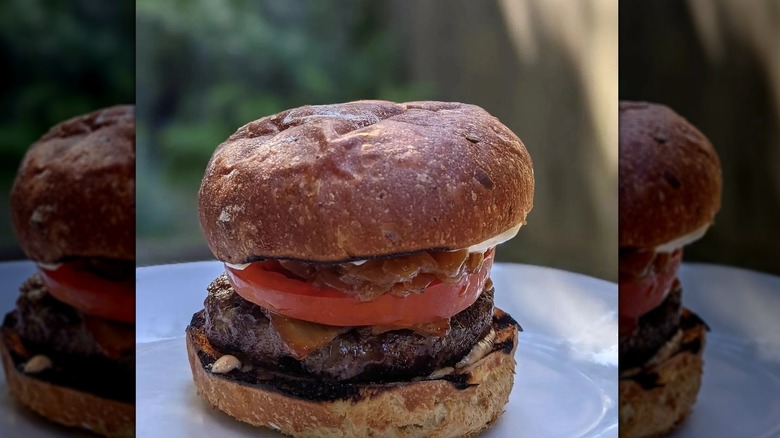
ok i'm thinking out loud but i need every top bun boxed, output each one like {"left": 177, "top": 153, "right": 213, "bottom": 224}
{"left": 199, "top": 100, "right": 534, "bottom": 263}
{"left": 10, "top": 105, "right": 135, "bottom": 263}
{"left": 619, "top": 101, "right": 721, "bottom": 248}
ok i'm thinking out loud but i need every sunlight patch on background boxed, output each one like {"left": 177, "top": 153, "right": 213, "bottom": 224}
{"left": 689, "top": 0, "right": 780, "bottom": 195}
{"left": 495, "top": 0, "right": 538, "bottom": 61}
{"left": 689, "top": 0, "right": 780, "bottom": 122}
{"left": 498, "top": 0, "right": 618, "bottom": 174}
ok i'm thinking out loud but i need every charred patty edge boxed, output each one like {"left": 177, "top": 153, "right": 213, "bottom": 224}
{"left": 619, "top": 308, "right": 708, "bottom": 390}
{"left": 202, "top": 273, "right": 498, "bottom": 382}
{"left": 619, "top": 283, "right": 683, "bottom": 371}
{"left": 1, "top": 311, "right": 135, "bottom": 403}
{"left": 186, "top": 308, "right": 519, "bottom": 402}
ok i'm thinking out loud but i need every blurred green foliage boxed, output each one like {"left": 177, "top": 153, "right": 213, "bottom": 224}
{"left": 0, "top": 0, "right": 134, "bottom": 258}
{"left": 0, "top": 0, "right": 134, "bottom": 184}
{"left": 136, "top": 0, "right": 433, "bottom": 260}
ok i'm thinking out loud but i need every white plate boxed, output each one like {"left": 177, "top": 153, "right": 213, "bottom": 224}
{"left": 135, "top": 261, "right": 619, "bottom": 438}
{"left": 0, "top": 261, "right": 96, "bottom": 437}
{"left": 671, "top": 264, "right": 780, "bottom": 438}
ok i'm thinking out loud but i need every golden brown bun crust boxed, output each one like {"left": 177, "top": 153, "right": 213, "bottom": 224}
{"left": 619, "top": 308, "right": 706, "bottom": 438}
{"left": 199, "top": 100, "right": 534, "bottom": 263}
{"left": 10, "top": 105, "right": 135, "bottom": 263}
{"left": 0, "top": 325, "right": 134, "bottom": 437}
{"left": 619, "top": 101, "right": 721, "bottom": 248}
{"left": 186, "top": 307, "right": 519, "bottom": 438}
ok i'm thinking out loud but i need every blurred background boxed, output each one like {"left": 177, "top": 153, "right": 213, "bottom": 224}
{"left": 137, "top": 0, "right": 619, "bottom": 281}
{"left": 0, "top": 0, "right": 135, "bottom": 259}
{"left": 4, "top": 1, "right": 777, "bottom": 280}
{"left": 621, "top": 0, "right": 780, "bottom": 276}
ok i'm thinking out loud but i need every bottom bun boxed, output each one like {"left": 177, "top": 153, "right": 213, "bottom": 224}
{"left": 0, "top": 322, "right": 134, "bottom": 438}
{"left": 186, "top": 307, "right": 520, "bottom": 438}
{"left": 619, "top": 308, "right": 707, "bottom": 438}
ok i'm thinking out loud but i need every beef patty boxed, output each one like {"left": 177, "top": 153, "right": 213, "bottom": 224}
{"left": 14, "top": 275, "right": 135, "bottom": 365}
{"left": 619, "top": 281, "right": 682, "bottom": 370}
{"left": 202, "top": 274, "right": 495, "bottom": 382}
{"left": 4, "top": 274, "right": 135, "bottom": 402}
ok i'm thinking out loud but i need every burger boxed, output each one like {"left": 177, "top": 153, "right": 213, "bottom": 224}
{"left": 618, "top": 101, "right": 721, "bottom": 437}
{"left": 187, "top": 100, "right": 534, "bottom": 437}
{"left": 0, "top": 106, "right": 135, "bottom": 437}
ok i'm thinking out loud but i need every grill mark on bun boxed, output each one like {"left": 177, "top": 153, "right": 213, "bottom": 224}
{"left": 494, "top": 340, "right": 516, "bottom": 355}
{"left": 441, "top": 373, "right": 476, "bottom": 390}
{"left": 620, "top": 308, "right": 707, "bottom": 391}
{"left": 680, "top": 338, "right": 702, "bottom": 355}
{"left": 619, "top": 316, "right": 706, "bottom": 438}
{"left": 630, "top": 371, "right": 663, "bottom": 391}
{"left": 2, "top": 313, "right": 134, "bottom": 403}
{"left": 188, "top": 307, "right": 518, "bottom": 402}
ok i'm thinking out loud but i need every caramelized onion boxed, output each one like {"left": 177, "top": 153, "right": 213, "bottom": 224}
{"left": 278, "top": 249, "right": 488, "bottom": 301}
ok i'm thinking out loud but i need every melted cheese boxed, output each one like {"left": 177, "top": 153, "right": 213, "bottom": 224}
{"left": 267, "top": 313, "right": 348, "bottom": 360}
{"left": 83, "top": 316, "right": 136, "bottom": 359}
{"left": 267, "top": 314, "right": 454, "bottom": 359}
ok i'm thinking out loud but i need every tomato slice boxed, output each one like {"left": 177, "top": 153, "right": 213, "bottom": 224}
{"left": 226, "top": 250, "right": 494, "bottom": 327}
{"left": 619, "top": 248, "right": 682, "bottom": 333}
{"left": 38, "top": 263, "right": 135, "bottom": 324}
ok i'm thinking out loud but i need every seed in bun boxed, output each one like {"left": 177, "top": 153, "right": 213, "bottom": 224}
{"left": 1, "top": 106, "right": 135, "bottom": 437}
{"left": 190, "top": 100, "right": 533, "bottom": 436}
{"left": 619, "top": 308, "right": 707, "bottom": 438}
{"left": 619, "top": 101, "right": 721, "bottom": 438}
